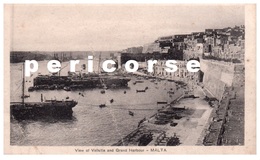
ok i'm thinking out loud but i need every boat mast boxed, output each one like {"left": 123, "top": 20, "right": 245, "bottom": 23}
{"left": 22, "top": 63, "right": 25, "bottom": 105}
{"left": 98, "top": 52, "right": 101, "bottom": 73}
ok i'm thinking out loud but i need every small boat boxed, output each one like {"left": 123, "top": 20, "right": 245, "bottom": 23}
{"left": 78, "top": 92, "right": 84, "bottom": 97}
{"left": 99, "top": 104, "right": 106, "bottom": 108}
{"left": 28, "top": 86, "right": 35, "bottom": 92}
{"left": 64, "top": 86, "right": 71, "bottom": 91}
{"left": 166, "top": 133, "right": 180, "bottom": 146}
{"left": 49, "top": 85, "right": 56, "bottom": 90}
{"left": 157, "top": 101, "right": 168, "bottom": 105}
{"left": 21, "top": 95, "right": 30, "bottom": 98}
{"left": 170, "top": 121, "right": 178, "bottom": 127}
{"left": 129, "top": 111, "right": 134, "bottom": 116}
{"left": 138, "top": 117, "right": 146, "bottom": 127}
{"left": 136, "top": 89, "right": 146, "bottom": 93}
{"left": 110, "top": 99, "right": 114, "bottom": 103}
{"left": 168, "top": 91, "right": 175, "bottom": 94}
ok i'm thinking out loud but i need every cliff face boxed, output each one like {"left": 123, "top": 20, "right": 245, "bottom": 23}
{"left": 200, "top": 59, "right": 244, "bottom": 100}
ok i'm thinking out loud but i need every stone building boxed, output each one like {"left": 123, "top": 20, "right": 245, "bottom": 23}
{"left": 153, "top": 60, "right": 200, "bottom": 83}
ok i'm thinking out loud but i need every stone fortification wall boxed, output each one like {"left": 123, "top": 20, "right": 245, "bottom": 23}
{"left": 200, "top": 60, "right": 238, "bottom": 100}
{"left": 232, "top": 64, "right": 245, "bottom": 88}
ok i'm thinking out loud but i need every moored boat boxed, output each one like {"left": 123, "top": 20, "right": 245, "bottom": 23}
{"left": 10, "top": 63, "right": 78, "bottom": 120}
{"left": 11, "top": 99, "right": 78, "bottom": 120}
{"left": 136, "top": 89, "right": 146, "bottom": 93}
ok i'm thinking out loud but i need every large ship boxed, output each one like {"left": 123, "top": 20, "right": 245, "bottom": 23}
{"left": 99, "top": 74, "right": 131, "bottom": 88}
{"left": 30, "top": 73, "right": 131, "bottom": 91}
{"left": 30, "top": 57, "right": 131, "bottom": 91}
{"left": 11, "top": 63, "right": 78, "bottom": 120}
{"left": 11, "top": 99, "right": 78, "bottom": 120}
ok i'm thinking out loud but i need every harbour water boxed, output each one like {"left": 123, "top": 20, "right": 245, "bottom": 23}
{"left": 10, "top": 60, "right": 179, "bottom": 146}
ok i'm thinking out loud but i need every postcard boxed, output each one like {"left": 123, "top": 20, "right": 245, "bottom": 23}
{"left": 4, "top": 4, "right": 256, "bottom": 154}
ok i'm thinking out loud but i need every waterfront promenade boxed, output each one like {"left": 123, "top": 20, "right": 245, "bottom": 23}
{"left": 113, "top": 72, "right": 213, "bottom": 146}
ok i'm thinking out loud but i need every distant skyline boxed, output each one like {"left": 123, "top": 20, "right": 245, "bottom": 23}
{"left": 9, "top": 4, "right": 245, "bottom": 51}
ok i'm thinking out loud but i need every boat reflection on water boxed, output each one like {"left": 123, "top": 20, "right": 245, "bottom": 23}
{"left": 11, "top": 61, "right": 180, "bottom": 146}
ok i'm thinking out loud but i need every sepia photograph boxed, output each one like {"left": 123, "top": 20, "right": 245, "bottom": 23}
{"left": 4, "top": 4, "right": 256, "bottom": 154}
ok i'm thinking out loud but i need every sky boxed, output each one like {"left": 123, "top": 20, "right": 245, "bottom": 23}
{"left": 9, "top": 4, "right": 245, "bottom": 51}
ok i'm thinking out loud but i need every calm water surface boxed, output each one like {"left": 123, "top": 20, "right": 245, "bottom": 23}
{"left": 10, "top": 60, "right": 179, "bottom": 146}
